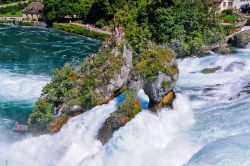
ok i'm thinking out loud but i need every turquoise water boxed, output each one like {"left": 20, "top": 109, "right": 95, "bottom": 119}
{"left": 1, "top": 25, "right": 250, "bottom": 166}
{"left": 0, "top": 25, "right": 101, "bottom": 143}
{"left": 177, "top": 52, "right": 250, "bottom": 166}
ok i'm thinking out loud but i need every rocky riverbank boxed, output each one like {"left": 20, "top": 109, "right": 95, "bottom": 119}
{"left": 28, "top": 34, "right": 178, "bottom": 144}
{"left": 196, "top": 28, "right": 250, "bottom": 56}
{"left": 228, "top": 29, "right": 250, "bottom": 48}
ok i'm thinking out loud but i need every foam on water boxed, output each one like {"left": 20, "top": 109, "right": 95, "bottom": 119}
{"left": 2, "top": 25, "right": 250, "bottom": 165}
{"left": 0, "top": 95, "right": 124, "bottom": 166}
{"left": 177, "top": 53, "right": 250, "bottom": 103}
{"left": 177, "top": 53, "right": 250, "bottom": 165}
{"left": 0, "top": 94, "right": 198, "bottom": 166}
{"left": 1, "top": 51, "right": 250, "bottom": 166}
{"left": 0, "top": 70, "right": 49, "bottom": 101}
{"left": 186, "top": 134, "right": 250, "bottom": 166}
{"left": 80, "top": 94, "right": 198, "bottom": 166}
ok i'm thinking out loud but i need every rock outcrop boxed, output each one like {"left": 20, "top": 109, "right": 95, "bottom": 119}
{"left": 129, "top": 47, "right": 178, "bottom": 107}
{"left": 97, "top": 47, "right": 178, "bottom": 143}
{"left": 228, "top": 29, "right": 250, "bottom": 48}
{"left": 201, "top": 66, "right": 222, "bottom": 74}
{"left": 28, "top": 36, "right": 178, "bottom": 144}
{"left": 97, "top": 89, "right": 141, "bottom": 144}
{"left": 200, "top": 43, "right": 231, "bottom": 55}
{"left": 224, "top": 62, "right": 245, "bottom": 72}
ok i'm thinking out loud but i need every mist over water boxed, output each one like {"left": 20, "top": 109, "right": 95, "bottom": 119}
{"left": 1, "top": 25, "right": 250, "bottom": 166}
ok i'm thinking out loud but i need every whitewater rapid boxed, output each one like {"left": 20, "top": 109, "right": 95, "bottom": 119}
{"left": 0, "top": 25, "right": 101, "bottom": 162}
{"left": 2, "top": 26, "right": 250, "bottom": 166}
{"left": 0, "top": 93, "right": 196, "bottom": 166}
{"left": 2, "top": 50, "right": 250, "bottom": 165}
{"left": 3, "top": 50, "right": 250, "bottom": 166}
{"left": 0, "top": 71, "right": 49, "bottom": 101}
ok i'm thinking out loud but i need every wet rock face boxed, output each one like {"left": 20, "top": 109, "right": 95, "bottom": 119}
{"left": 29, "top": 39, "right": 133, "bottom": 134}
{"left": 60, "top": 104, "right": 83, "bottom": 116}
{"left": 98, "top": 90, "right": 141, "bottom": 144}
{"left": 224, "top": 62, "right": 245, "bottom": 72}
{"left": 228, "top": 30, "right": 250, "bottom": 48}
{"left": 129, "top": 47, "right": 178, "bottom": 106}
{"left": 48, "top": 115, "right": 70, "bottom": 133}
{"left": 143, "top": 72, "right": 177, "bottom": 103}
{"left": 97, "top": 47, "right": 179, "bottom": 144}
{"left": 96, "top": 44, "right": 133, "bottom": 102}
{"left": 29, "top": 39, "right": 178, "bottom": 143}
{"left": 149, "top": 90, "right": 175, "bottom": 110}
{"left": 200, "top": 43, "right": 231, "bottom": 55}
{"left": 201, "top": 66, "right": 222, "bottom": 74}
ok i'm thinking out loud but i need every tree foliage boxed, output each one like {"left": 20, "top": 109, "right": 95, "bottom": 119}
{"left": 42, "top": 0, "right": 224, "bottom": 56}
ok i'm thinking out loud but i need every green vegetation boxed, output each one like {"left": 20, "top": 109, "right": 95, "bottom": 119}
{"left": 29, "top": 0, "right": 227, "bottom": 134}
{"left": 110, "top": 89, "right": 141, "bottom": 121}
{"left": 30, "top": 43, "right": 126, "bottom": 130}
{"left": 0, "top": 2, "right": 29, "bottom": 16}
{"left": 247, "top": 18, "right": 250, "bottom": 26}
{"left": 95, "top": 18, "right": 105, "bottom": 28}
{"left": 52, "top": 23, "right": 110, "bottom": 41}
{"left": 97, "top": 88, "right": 142, "bottom": 144}
{"left": 133, "top": 47, "right": 177, "bottom": 81}
{"left": 0, "top": 0, "right": 25, "bottom": 4}
{"left": 201, "top": 67, "right": 221, "bottom": 74}
{"left": 222, "top": 25, "right": 236, "bottom": 36}
{"left": 161, "top": 80, "right": 172, "bottom": 89}
{"left": 28, "top": 99, "right": 56, "bottom": 133}
{"left": 0, "top": 20, "right": 13, "bottom": 23}
{"left": 221, "top": 8, "right": 240, "bottom": 23}
{"left": 18, "top": 21, "right": 32, "bottom": 26}
{"left": 222, "top": 8, "right": 233, "bottom": 15}
{"left": 0, "top": 10, "right": 22, "bottom": 16}
{"left": 42, "top": 0, "right": 225, "bottom": 56}
{"left": 222, "top": 15, "right": 239, "bottom": 23}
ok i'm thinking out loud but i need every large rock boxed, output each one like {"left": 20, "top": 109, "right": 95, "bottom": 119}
{"left": 201, "top": 66, "right": 222, "bottom": 74}
{"left": 200, "top": 43, "right": 231, "bottom": 55}
{"left": 96, "top": 44, "right": 133, "bottom": 102}
{"left": 228, "top": 30, "right": 250, "bottom": 48}
{"left": 29, "top": 39, "right": 178, "bottom": 144}
{"left": 29, "top": 38, "right": 133, "bottom": 134}
{"left": 148, "top": 90, "right": 175, "bottom": 110}
{"left": 143, "top": 71, "right": 177, "bottom": 103}
{"left": 129, "top": 47, "right": 178, "bottom": 104}
{"left": 97, "top": 89, "right": 141, "bottom": 144}
{"left": 224, "top": 61, "right": 245, "bottom": 72}
{"left": 97, "top": 47, "right": 179, "bottom": 144}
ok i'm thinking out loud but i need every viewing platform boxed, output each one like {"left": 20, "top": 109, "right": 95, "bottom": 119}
{"left": 12, "top": 124, "right": 29, "bottom": 133}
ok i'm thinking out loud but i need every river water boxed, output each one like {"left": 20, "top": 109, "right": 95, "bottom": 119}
{"left": 0, "top": 25, "right": 250, "bottom": 166}
{"left": 0, "top": 25, "right": 101, "bottom": 143}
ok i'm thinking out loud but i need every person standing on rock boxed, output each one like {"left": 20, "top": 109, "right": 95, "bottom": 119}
{"left": 15, "top": 122, "right": 20, "bottom": 130}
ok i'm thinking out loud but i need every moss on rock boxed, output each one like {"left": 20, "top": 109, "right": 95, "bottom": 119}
{"left": 133, "top": 47, "right": 177, "bottom": 81}
{"left": 201, "top": 66, "right": 221, "bottom": 74}
{"left": 97, "top": 89, "right": 141, "bottom": 144}
{"left": 48, "top": 115, "right": 70, "bottom": 133}
{"left": 29, "top": 40, "right": 129, "bottom": 134}
{"left": 28, "top": 36, "right": 178, "bottom": 142}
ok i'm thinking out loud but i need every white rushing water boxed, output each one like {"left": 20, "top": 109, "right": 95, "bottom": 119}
{"left": 0, "top": 70, "right": 49, "bottom": 101}
{"left": 177, "top": 50, "right": 250, "bottom": 166}
{"left": 2, "top": 49, "right": 250, "bottom": 165}
{"left": 0, "top": 93, "right": 197, "bottom": 166}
